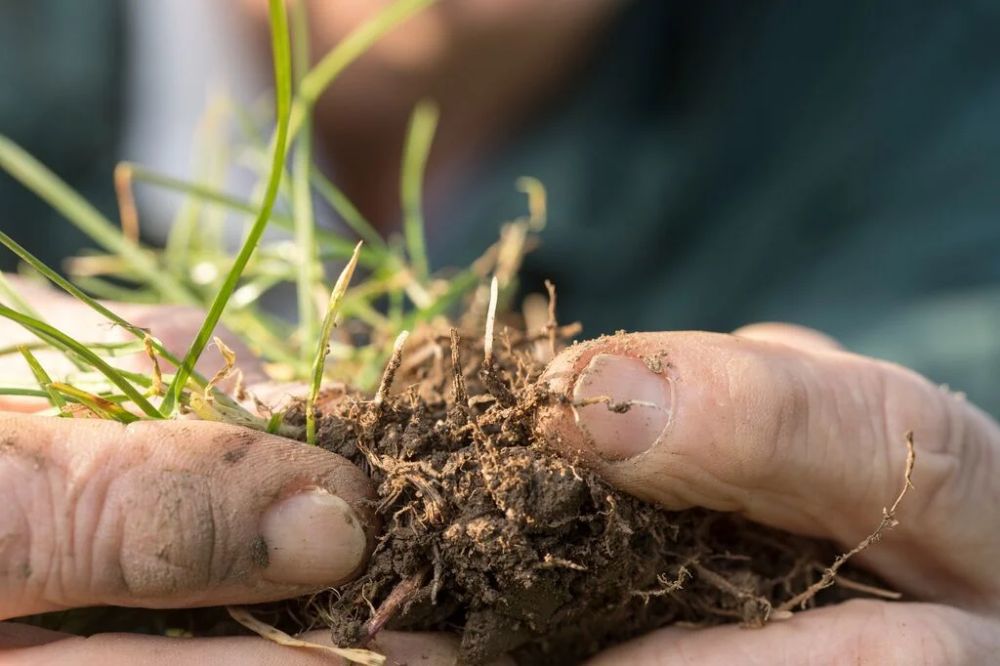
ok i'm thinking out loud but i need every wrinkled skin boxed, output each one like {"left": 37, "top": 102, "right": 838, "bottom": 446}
{"left": 1, "top": 283, "right": 998, "bottom": 664}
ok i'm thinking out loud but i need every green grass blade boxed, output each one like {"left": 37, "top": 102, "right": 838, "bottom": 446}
{"left": 0, "top": 304, "right": 162, "bottom": 418}
{"left": 0, "top": 340, "right": 144, "bottom": 358}
{"left": 306, "top": 242, "right": 361, "bottom": 444}
{"left": 49, "top": 382, "right": 140, "bottom": 424}
{"left": 401, "top": 100, "right": 439, "bottom": 281}
{"left": 0, "top": 387, "right": 54, "bottom": 400}
{"left": 292, "top": 0, "right": 320, "bottom": 361}
{"left": 0, "top": 272, "right": 41, "bottom": 318}
{"left": 0, "top": 270, "right": 90, "bottom": 372}
{"left": 71, "top": 276, "right": 159, "bottom": 304}
{"left": 164, "top": 0, "right": 294, "bottom": 413}
{"left": 310, "top": 167, "right": 387, "bottom": 253}
{"left": 18, "top": 346, "right": 67, "bottom": 412}
{"left": 0, "top": 230, "right": 209, "bottom": 388}
{"left": 0, "top": 136, "right": 195, "bottom": 305}
{"left": 266, "top": 411, "right": 284, "bottom": 434}
{"left": 126, "top": 165, "right": 375, "bottom": 266}
{"left": 289, "top": 0, "right": 438, "bottom": 142}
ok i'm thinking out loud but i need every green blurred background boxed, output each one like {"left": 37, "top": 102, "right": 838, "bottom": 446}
{"left": 2, "top": 0, "right": 1000, "bottom": 413}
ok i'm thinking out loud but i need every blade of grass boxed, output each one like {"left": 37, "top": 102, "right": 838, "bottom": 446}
{"left": 49, "top": 382, "right": 140, "bottom": 424}
{"left": 0, "top": 272, "right": 41, "bottom": 318}
{"left": 0, "top": 387, "right": 57, "bottom": 400}
{"left": 0, "top": 230, "right": 210, "bottom": 389}
{"left": 310, "top": 168, "right": 387, "bottom": 253}
{"left": 0, "top": 136, "right": 195, "bottom": 305}
{"left": 125, "top": 165, "right": 375, "bottom": 266}
{"left": 72, "top": 276, "right": 160, "bottom": 304}
{"left": 266, "top": 411, "right": 285, "bottom": 434}
{"left": 291, "top": 0, "right": 320, "bottom": 362}
{"left": 18, "top": 346, "right": 67, "bottom": 412}
{"left": 164, "top": 0, "right": 294, "bottom": 413}
{"left": 289, "top": 0, "right": 438, "bottom": 143}
{"left": 400, "top": 100, "right": 439, "bottom": 281}
{"left": 0, "top": 303, "right": 162, "bottom": 418}
{"left": 0, "top": 270, "right": 90, "bottom": 372}
{"left": 164, "top": 96, "right": 231, "bottom": 274}
{"left": 0, "top": 340, "right": 145, "bottom": 358}
{"left": 306, "top": 242, "right": 362, "bottom": 445}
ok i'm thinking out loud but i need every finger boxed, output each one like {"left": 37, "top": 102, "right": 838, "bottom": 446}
{"left": 0, "top": 415, "right": 372, "bottom": 618}
{"left": 539, "top": 331, "right": 1000, "bottom": 605}
{"left": 732, "top": 322, "right": 843, "bottom": 353}
{"left": 586, "top": 600, "right": 1000, "bottom": 665}
{"left": 0, "top": 626, "right": 514, "bottom": 666}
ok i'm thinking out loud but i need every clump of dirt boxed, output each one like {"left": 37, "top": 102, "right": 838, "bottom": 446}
{"left": 281, "top": 321, "right": 890, "bottom": 665}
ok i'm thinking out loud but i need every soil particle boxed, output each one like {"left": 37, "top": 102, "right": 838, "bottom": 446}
{"left": 250, "top": 535, "right": 270, "bottom": 569}
{"left": 222, "top": 445, "right": 250, "bottom": 464}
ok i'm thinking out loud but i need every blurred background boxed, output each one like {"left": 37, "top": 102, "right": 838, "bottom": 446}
{"left": 2, "top": 0, "right": 1000, "bottom": 412}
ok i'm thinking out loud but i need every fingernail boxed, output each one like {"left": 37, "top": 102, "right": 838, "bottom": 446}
{"left": 572, "top": 354, "right": 672, "bottom": 460}
{"left": 259, "top": 488, "right": 367, "bottom": 586}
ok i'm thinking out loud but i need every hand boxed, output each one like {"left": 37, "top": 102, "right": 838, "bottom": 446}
{"left": 0, "top": 283, "right": 491, "bottom": 665}
{"left": 539, "top": 324, "right": 1000, "bottom": 664}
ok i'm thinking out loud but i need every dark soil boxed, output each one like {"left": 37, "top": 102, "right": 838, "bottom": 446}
{"left": 278, "top": 322, "right": 887, "bottom": 665}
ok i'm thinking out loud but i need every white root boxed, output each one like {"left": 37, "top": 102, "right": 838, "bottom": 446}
{"left": 373, "top": 330, "right": 409, "bottom": 407}
{"left": 227, "top": 606, "right": 386, "bottom": 666}
{"left": 483, "top": 275, "right": 499, "bottom": 365}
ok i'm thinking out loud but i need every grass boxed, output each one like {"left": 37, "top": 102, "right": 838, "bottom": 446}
{"left": 161, "top": 0, "right": 294, "bottom": 414}
{"left": 18, "top": 346, "right": 66, "bottom": 413}
{"left": 291, "top": 0, "right": 320, "bottom": 363}
{"left": 0, "top": 0, "right": 544, "bottom": 431}
{"left": 401, "top": 100, "right": 440, "bottom": 282}
{"left": 306, "top": 242, "right": 363, "bottom": 445}
{"left": 0, "top": 303, "right": 162, "bottom": 418}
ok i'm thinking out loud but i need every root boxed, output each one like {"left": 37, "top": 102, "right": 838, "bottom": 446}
{"left": 631, "top": 564, "right": 692, "bottom": 603}
{"left": 544, "top": 279, "right": 558, "bottom": 359}
{"left": 361, "top": 569, "right": 430, "bottom": 642}
{"left": 373, "top": 331, "right": 409, "bottom": 409}
{"left": 227, "top": 606, "right": 385, "bottom": 666}
{"left": 450, "top": 328, "right": 468, "bottom": 407}
{"left": 693, "top": 562, "right": 772, "bottom": 626}
{"left": 832, "top": 574, "right": 902, "bottom": 600}
{"left": 776, "top": 431, "right": 916, "bottom": 614}
{"left": 483, "top": 276, "right": 499, "bottom": 366}
{"left": 478, "top": 276, "right": 516, "bottom": 406}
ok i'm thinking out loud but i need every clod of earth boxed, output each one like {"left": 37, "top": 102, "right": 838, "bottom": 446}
{"left": 267, "top": 322, "right": 904, "bottom": 665}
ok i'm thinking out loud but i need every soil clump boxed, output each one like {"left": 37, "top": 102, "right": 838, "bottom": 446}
{"left": 279, "top": 323, "right": 886, "bottom": 665}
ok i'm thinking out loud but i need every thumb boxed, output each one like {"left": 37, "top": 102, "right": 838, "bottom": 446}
{"left": 0, "top": 414, "right": 372, "bottom": 619}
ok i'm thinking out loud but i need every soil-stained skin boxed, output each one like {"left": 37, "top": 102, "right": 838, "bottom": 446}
{"left": 284, "top": 325, "right": 876, "bottom": 665}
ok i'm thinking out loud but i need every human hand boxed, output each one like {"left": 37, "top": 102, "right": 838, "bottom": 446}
{"left": 539, "top": 324, "right": 1000, "bottom": 664}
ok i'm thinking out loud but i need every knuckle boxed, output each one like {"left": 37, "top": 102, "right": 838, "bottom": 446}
{"left": 110, "top": 467, "right": 223, "bottom": 600}
{"left": 714, "top": 346, "right": 810, "bottom": 488}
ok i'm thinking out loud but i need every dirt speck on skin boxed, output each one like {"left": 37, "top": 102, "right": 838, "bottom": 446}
{"left": 271, "top": 322, "right": 886, "bottom": 665}
{"left": 250, "top": 536, "right": 270, "bottom": 569}
{"left": 222, "top": 445, "right": 250, "bottom": 464}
